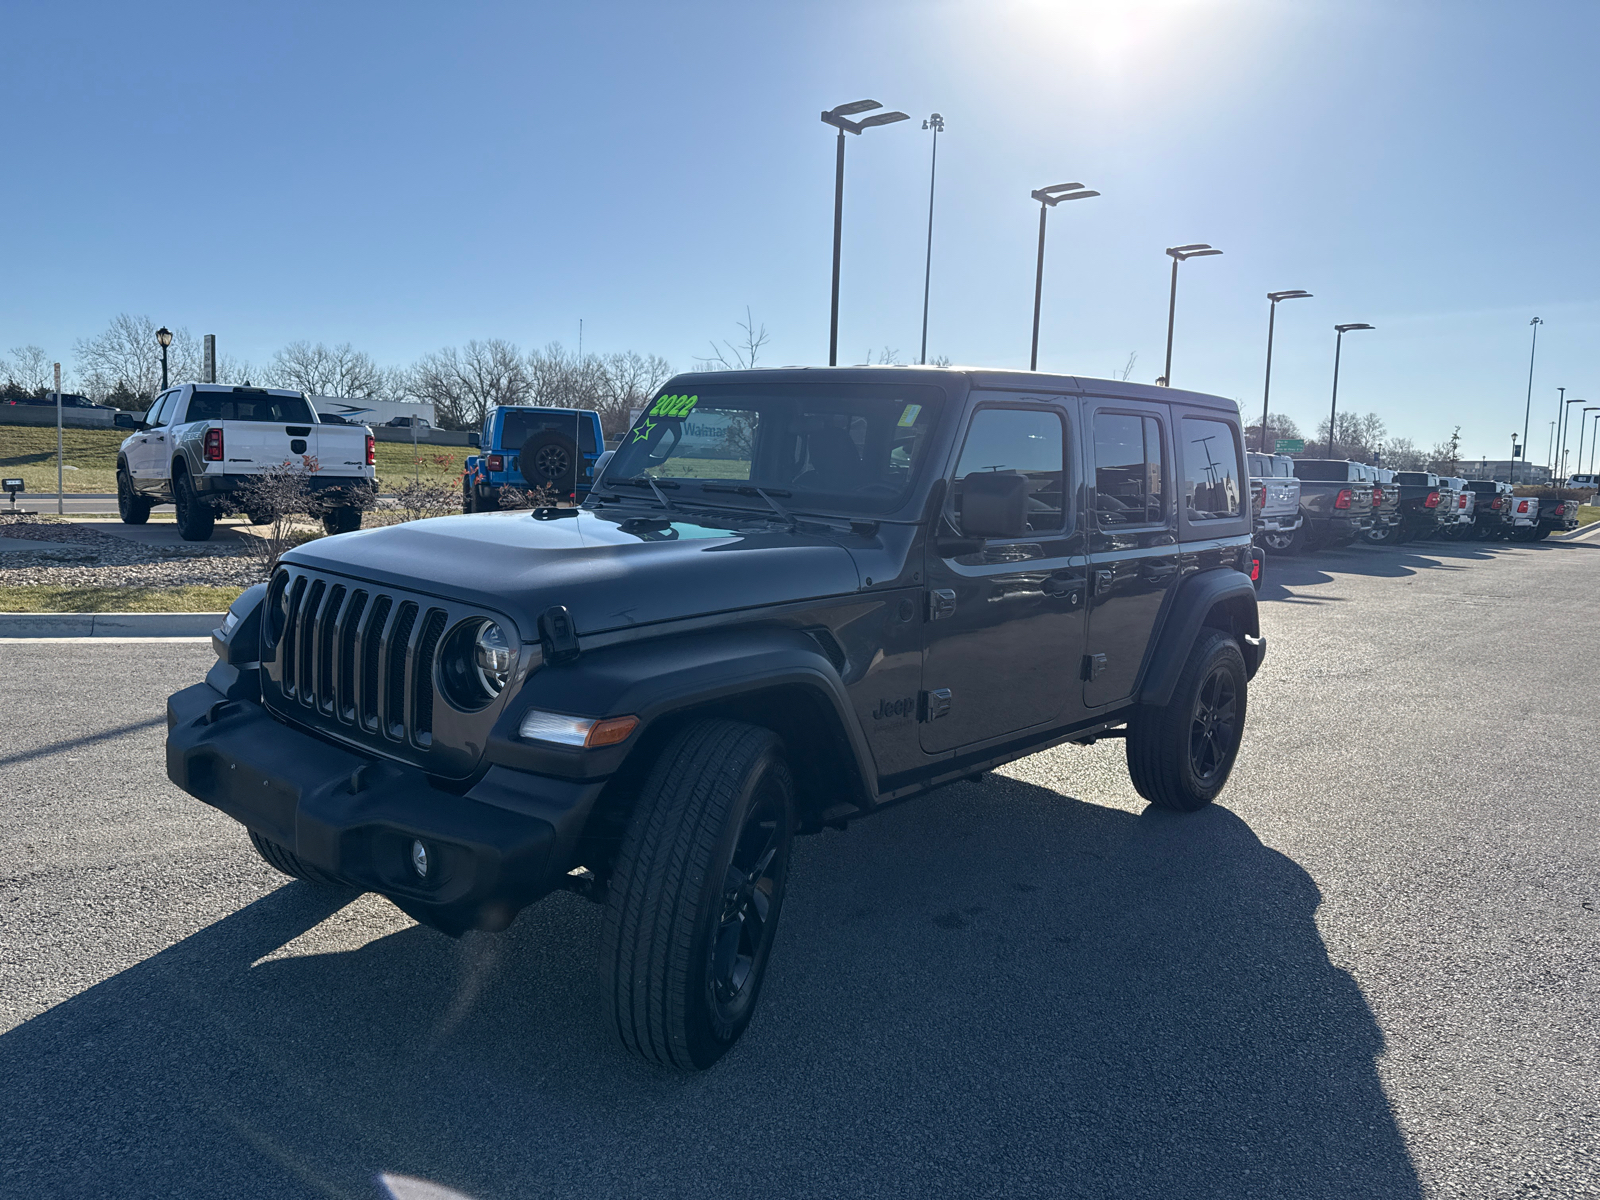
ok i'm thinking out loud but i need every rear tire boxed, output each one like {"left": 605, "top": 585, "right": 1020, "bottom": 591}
{"left": 1365, "top": 523, "right": 1396, "bottom": 546}
{"left": 1126, "top": 629, "right": 1247, "bottom": 812}
{"left": 173, "top": 467, "right": 215, "bottom": 541}
{"left": 601, "top": 719, "right": 795, "bottom": 1071}
{"left": 461, "top": 481, "right": 475, "bottom": 513}
{"left": 248, "top": 830, "right": 348, "bottom": 887}
{"left": 321, "top": 505, "right": 362, "bottom": 536}
{"left": 1258, "top": 524, "right": 1304, "bottom": 555}
{"left": 116, "top": 467, "right": 152, "bottom": 525}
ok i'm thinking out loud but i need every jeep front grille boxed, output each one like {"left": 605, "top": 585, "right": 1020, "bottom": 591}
{"left": 264, "top": 567, "right": 522, "bottom": 775}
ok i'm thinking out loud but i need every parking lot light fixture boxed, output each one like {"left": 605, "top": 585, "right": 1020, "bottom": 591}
{"left": 1028, "top": 183, "right": 1101, "bottom": 371}
{"left": 1576, "top": 407, "right": 1598, "bottom": 482}
{"left": 1550, "top": 387, "right": 1565, "bottom": 477}
{"left": 1520, "top": 318, "right": 1542, "bottom": 483}
{"left": 821, "top": 100, "right": 910, "bottom": 367}
{"left": 919, "top": 113, "right": 944, "bottom": 366}
{"left": 1259, "top": 290, "right": 1313, "bottom": 453}
{"left": 1559, "top": 396, "right": 1584, "bottom": 482}
{"left": 1326, "top": 323, "right": 1375, "bottom": 458}
{"left": 156, "top": 326, "right": 173, "bottom": 389}
{"left": 1588, "top": 411, "right": 1600, "bottom": 475}
{"left": 1162, "top": 245, "right": 1223, "bottom": 386}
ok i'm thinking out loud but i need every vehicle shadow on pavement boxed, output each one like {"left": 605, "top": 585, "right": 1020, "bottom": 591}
{"left": 0, "top": 781, "right": 1421, "bottom": 1200}
{"left": 1260, "top": 538, "right": 1522, "bottom": 599}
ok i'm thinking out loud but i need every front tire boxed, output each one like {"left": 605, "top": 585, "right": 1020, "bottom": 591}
{"left": 116, "top": 467, "right": 152, "bottom": 525}
{"left": 601, "top": 719, "right": 796, "bottom": 1071}
{"left": 173, "top": 467, "right": 215, "bottom": 541}
{"left": 1126, "top": 629, "right": 1247, "bottom": 812}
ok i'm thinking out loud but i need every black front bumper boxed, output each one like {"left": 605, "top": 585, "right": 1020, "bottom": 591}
{"left": 166, "top": 682, "right": 606, "bottom": 934}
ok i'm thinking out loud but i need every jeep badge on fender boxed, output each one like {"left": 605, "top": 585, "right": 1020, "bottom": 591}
{"left": 164, "top": 366, "right": 1265, "bottom": 1071}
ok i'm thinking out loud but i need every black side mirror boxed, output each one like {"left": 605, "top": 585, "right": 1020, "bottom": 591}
{"left": 960, "top": 471, "right": 1031, "bottom": 539}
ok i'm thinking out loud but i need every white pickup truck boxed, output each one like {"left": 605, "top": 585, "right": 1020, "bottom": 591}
{"left": 117, "top": 384, "right": 377, "bottom": 541}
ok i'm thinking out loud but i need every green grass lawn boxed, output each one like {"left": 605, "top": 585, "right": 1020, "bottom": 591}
{"left": 0, "top": 424, "right": 467, "bottom": 493}
{"left": 1577, "top": 505, "right": 1599, "bottom": 526}
{"left": 0, "top": 585, "right": 244, "bottom": 612}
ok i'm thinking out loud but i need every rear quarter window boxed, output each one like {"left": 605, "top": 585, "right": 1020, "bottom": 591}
{"left": 1180, "top": 416, "right": 1244, "bottom": 520}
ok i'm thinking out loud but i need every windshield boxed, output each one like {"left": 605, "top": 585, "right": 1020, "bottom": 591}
{"left": 599, "top": 382, "right": 946, "bottom": 515}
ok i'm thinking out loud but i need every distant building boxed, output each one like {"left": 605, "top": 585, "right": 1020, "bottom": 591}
{"left": 1461, "top": 459, "right": 1551, "bottom": 483}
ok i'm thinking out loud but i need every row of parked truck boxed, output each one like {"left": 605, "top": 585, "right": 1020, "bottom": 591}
{"left": 1247, "top": 453, "right": 1590, "bottom": 553}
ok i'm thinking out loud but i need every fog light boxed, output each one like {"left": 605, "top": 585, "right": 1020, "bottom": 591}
{"left": 411, "top": 839, "right": 429, "bottom": 878}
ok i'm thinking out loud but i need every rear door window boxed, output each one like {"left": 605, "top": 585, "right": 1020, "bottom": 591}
{"left": 1093, "top": 413, "right": 1165, "bottom": 528}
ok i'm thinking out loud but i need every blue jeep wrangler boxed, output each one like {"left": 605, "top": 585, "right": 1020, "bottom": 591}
{"left": 462, "top": 406, "right": 605, "bottom": 510}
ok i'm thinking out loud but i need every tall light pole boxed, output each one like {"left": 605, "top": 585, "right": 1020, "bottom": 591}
{"left": 1520, "top": 317, "right": 1542, "bottom": 484}
{"left": 821, "top": 100, "right": 909, "bottom": 367}
{"left": 1028, "top": 182, "right": 1100, "bottom": 371}
{"left": 1326, "top": 323, "right": 1375, "bottom": 457}
{"left": 1258, "top": 289, "right": 1312, "bottom": 452}
{"left": 1546, "top": 420, "right": 1557, "bottom": 481}
{"left": 1559, "top": 396, "right": 1584, "bottom": 482}
{"left": 918, "top": 113, "right": 944, "bottom": 365}
{"left": 156, "top": 326, "right": 173, "bottom": 389}
{"left": 1588, "top": 411, "right": 1600, "bottom": 475}
{"left": 1576, "top": 407, "right": 1598, "bottom": 482}
{"left": 1550, "top": 387, "right": 1565, "bottom": 477}
{"left": 1161, "top": 244, "right": 1222, "bottom": 386}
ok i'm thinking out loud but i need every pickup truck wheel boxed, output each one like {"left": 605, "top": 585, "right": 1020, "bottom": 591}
{"left": 116, "top": 467, "right": 152, "bottom": 525}
{"left": 1127, "top": 629, "right": 1247, "bottom": 812}
{"left": 173, "top": 468, "right": 215, "bottom": 541}
{"left": 601, "top": 719, "right": 796, "bottom": 1071}
{"left": 247, "top": 830, "right": 348, "bottom": 888}
{"left": 461, "top": 481, "right": 475, "bottom": 513}
{"left": 1258, "top": 526, "right": 1303, "bottom": 555}
{"left": 1365, "top": 524, "right": 1396, "bottom": 546}
{"left": 321, "top": 506, "right": 362, "bottom": 536}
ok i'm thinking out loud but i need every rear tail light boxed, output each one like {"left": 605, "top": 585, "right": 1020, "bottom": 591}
{"left": 1249, "top": 553, "right": 1262, "bottom": 583}
{"left": 203, "top": 427, "right": 224, "bottom": 462}
{"left": 1425, "top": 491, "right": 1440, "bottom": 508}
{"left": 1254, "top": 484, "right": 1266, "bottom": 510}
{"left": 1371, "top": 486, "right": 1384, "bottom": 504}
{"left": 1334, "top": 488, "right": 1353, "bottom": 510}
{"left": 1458, "top": 495, "right": 1467, "bottom": 509}
{"left": 1551, "top": 502, "right": 1565, "bottom": 516}
{"left": 487, "top": 454, "right": 504, "bottom": 471}
{"left": 365, "top": 434, "right": 376, "bottom": 466}
{"left": 1517, "top": 500, "right": 1530, "bottom": 513}
{"left": 1492, "top": 497, "right": 1502, "bottom": 510}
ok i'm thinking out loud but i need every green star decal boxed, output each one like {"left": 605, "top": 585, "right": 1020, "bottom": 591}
{"left": 632, "top": 417, "right": 657, "bottom": 443}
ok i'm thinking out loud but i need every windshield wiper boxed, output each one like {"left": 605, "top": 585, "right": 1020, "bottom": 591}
{"left": 607, "top": 475, "right": 680, "bottom": 510}
{"left": 699, "top": 483, "right": 798, "bottom": 528}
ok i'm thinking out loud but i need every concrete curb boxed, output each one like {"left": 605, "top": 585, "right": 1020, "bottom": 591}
{"left": 0, "top": 612, "right": 224, "bottom": 638}
{"left": 1552, "top": 520, "right": 1600, "bottom": 541}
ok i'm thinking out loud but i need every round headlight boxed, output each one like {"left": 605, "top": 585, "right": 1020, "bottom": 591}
{"left": 474, "top": 622, "right": 513, "bottom": 694}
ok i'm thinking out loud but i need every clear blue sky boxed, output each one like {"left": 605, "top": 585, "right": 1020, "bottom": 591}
{"left": 6, "top": 0, "right": 1598, "bottom": 462}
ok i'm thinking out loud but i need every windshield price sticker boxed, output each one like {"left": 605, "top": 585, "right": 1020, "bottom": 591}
{"left": 897, "top": 404, "right": 922, "bottom": 427}
{"left": 650, "top": 394, "right": 699, "bottom": 418}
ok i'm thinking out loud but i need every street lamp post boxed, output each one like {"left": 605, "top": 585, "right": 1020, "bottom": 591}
{"left": 1559, "top": 397, "right": 1584, "bottom": 483}
{"left": 156, "top": 326, "right": 173, "bottom": 389}
{"left": 1546, "top": 421, "right": 1556, "bottom": 481}
{"left": 1520, "top": 317, "right": 1542, "bottom": 484}
{"left": 1576, "top": 407, "right": 1598, "bottom": 482}
{"left": 1258, "top": 289, "right": 1312, "bottom": 453}
{"left": 821, "top": 100, "right": 909, "bottom": 367}
{"left": 1326, "top": 323, "right": 1375, "bottom": 457}
{"left": 918, "top": 113, "right": 944, "bottom": 365}
{"left": 1028, "top": 182, "right": 1100, "bottom": 371}
{"left": 1161, "top": 244, "right": 1222, "bottom": 386}
{"left": 1589, "top": 411, "right": 1600, "bottom": 475}
{"left": 1550, "top": 385, "right": 1566, "bottom": 477}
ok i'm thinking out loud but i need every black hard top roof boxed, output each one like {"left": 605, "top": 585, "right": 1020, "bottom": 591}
{"left": 659, "top": 365, "right": 1241, "bottom": 414}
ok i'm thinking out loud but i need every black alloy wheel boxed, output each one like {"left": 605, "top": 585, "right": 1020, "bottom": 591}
{"left": 710, "top": 787, "right": 787, "bottom": 1021}
{"left": 1188, "top": 665, "right": 1239, "bottom": 789}
{"left": 519, "top": 431, "right": 578, "bottom": 489}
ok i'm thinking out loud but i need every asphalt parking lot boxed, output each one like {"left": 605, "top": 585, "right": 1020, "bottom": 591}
{"left": 1, "top": 538, "right": 1595, "bottom": 1199}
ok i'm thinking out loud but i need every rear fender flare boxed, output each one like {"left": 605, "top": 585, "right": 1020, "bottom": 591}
{"left": 1138, "top": 569, "right": 1262, "bottom": 708}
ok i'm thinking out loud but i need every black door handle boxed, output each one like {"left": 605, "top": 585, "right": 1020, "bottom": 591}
{"left": 1144, "top": 564, "right": 1177, "bottom": 583}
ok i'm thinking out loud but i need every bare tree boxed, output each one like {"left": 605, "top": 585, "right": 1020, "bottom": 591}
{"left": 593, "top": 350, "right": 674, "bottom": 436}
{"left": 411, "top": 339, "right": 532, "bottom": 429}
{"left": 695, "top": 307, "right": 770, "bottom": 371}
{"left": 266, "top": 341, "right": 387, "bottom": 397}
{"left": 1117, "top": 350, "right": 1138, "bottom": 382}
{"left": 1426, "top": 427, "right": 1463, "bottom": 476}
{"left": 862, "top": 346, "right": 903, "bottom": 365}
{"left": 1243, "top": 413, "right": 1303, "bottom": 453}
{"left": 74, "top": 313, "right": 199, "bottom": 401}
{"left": 232, "top": 462, "right": 323, "bottom": 579}
{"left": 1383, "top": 437, "right": 1426, "bottom": 471}
{"left": 1314, "top": 411, "right": 1386, "bottom": 461}
{"left": 6, "top": 346, "right": 56, "bottom": 395}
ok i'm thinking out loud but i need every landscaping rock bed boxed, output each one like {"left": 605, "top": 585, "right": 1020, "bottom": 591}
{"left": 0, "top": 518, "right": 263, "bottom": 589}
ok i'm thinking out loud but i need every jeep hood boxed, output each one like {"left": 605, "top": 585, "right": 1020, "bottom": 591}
{"left": 282, "top": 507, "right": 862, "bottom": 639}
